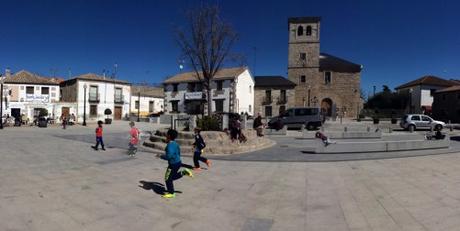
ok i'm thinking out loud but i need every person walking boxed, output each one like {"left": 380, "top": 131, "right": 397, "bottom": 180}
{"left": 128, "top": 121, "right": 140, "bottom": 156}
{"left": 160, "top": 129, "right": 193, "bottom": 199}
{"left": 192, "top": 127, "right": 211, "bottom": 171}
{"left": 253, "top": 113, "right": 264, "bottom": 137}
{"left": 91, "top": 121, "right": 105, "bottom": 151}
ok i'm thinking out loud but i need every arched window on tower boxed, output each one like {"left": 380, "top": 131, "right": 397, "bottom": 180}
{"left": 306, "top": 26, "right": 312, "bottom": 36}
{"left": 297, "top": 26, "right": 303, "bottom": 36}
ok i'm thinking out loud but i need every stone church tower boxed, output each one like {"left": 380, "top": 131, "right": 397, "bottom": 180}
{"left": 287, "top": 17, "right": 362, "bottom": 118}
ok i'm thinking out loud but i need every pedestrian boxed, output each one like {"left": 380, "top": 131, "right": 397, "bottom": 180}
{"left": 128, "top": 121, "right": 140, "bottom": 156}
{"left": 159, "top": 129, "right": 193, "bottom": 199}
{"left": 253, "top": 113, "right": 264, "bottom": 137}
{"left": 61, "top": 114, "right": 67, "bottom": 129}
{"left": 91, "top": 120, "right": 105, "bottom": 151}
{"left": 192, "top": 127, "right": 211, "bottom": 171}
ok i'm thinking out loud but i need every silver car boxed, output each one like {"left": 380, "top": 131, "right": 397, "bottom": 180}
{"left": 400, "top": 114, "right": 445, "bottom": 131}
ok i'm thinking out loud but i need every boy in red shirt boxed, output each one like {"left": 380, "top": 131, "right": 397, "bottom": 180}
{"left": 128, "top": 121, "right": 140, "bottom": 156}
{"left": 91, "top": 120, "right": 105, "bottom": 151}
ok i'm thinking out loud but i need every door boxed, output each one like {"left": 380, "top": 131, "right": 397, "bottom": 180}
{"left": 11, "top": 108, "right": 21, "bottom": 119}
{"left": 411, "top": 115, "right": 422, "bottom": 128}
{"left": 114, "top": 106, "right": 122, "bottom": 120}
{"left": 421, "top": 116, "right": 432, "bottom": 128}
{"left": 61, "top": 107, "right": 70, "bottom": 118}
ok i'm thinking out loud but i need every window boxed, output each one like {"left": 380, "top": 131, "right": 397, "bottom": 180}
{"left": 216, "top": 80, "right": 223, "bottom": 91}
{"left": 411, "top": 115, "right": 421, "bottom": 121}
{"left": 90, "top": 105, "right": 98, "bottom": 117}
{"left": 26, "top": 86, "right": 34, "bottom": 94}
{"left": 172, "top": 84, "right": 178, "bottom": 92}
{"left": 149, "top": 101, "right": 154, "bottom": 112}
{"left": 187, "top": 83, "right": 195, "bottom": 92}
{"left": 300, "top": 75, "right": 306, "bottom": 83}
{"left": 422, "top": 116, "right": 432, "bottom": 122}
{"left": 324, "top": 72, "right": 332, "bottom": 85}
{"left": 265, "top": 90, "right": 272, "bottom": 103}
{"left": 89, "top": 86, "right": 98, "bottom": 101}
{"left": 114, "top": 88, "right": 122, "bottom": 102}
{"left": 41, "top": 87, "right": 49, "bottom": 95}
{"left": 279, "top": 106, "right": 286, "bottom": 115}
{"left": 215, "top": 99, "right": 224, "bottom": 112}
{"left": 297, "top": 25, "right": 303, "bottom": 36}
{"left": 171, "top": 101, "right": 179, "bottom": 112}
{"left": 430, "top": 89, "right": 436, "bottom": 96}
{"left": 300, "top": 53, "right": 306, "bottom": 61}
{"left": 265, "top": 106, "right": 272, "bottom": 117}
{"left": 306, "top": 26, "right": 312, "bottom": 36}
{"left": 280, "top": 90, "right": 287, "bottom": 103}
{"left": 196, "top": 83, "right": 203, "bottom": 91}
{"left": 135, "top": 101, "right": 139, "bottom": 110}
{"left": 295, "top": 108, "right": 319, "bottom": 116}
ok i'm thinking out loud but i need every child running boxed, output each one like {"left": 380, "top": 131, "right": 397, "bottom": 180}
{"left": 160, "top": 129, "right": 193, "bottom": 199}
{"left": 91, "top": 120, "right": 105, "bottom": 151}
{"left": 128, "top": 121, "right": 140, "bottom": 156}
{"left": 192, "top": 127, "right": 211, "bottom": 171}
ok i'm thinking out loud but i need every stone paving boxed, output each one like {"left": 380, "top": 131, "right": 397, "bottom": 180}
{"left": 2, "top": 122, "right": 460, "bottom": 230}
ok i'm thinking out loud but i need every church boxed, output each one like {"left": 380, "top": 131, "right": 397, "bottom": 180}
{"left": 287, "top": 17, "right": 362, "bottom": 118}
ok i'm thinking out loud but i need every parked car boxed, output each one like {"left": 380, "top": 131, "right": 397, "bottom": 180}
{"left": 400, "top": 114, "right": 445, "bottom": 131}
{"left": 268, "top": 107, "right": 322, "bottom": 130}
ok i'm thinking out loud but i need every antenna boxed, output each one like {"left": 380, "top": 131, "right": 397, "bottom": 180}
{"left": 113, "top": 63, "right": 118, "bottom": 79}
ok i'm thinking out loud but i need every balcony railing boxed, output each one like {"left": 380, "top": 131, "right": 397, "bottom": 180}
{"left": 88, "top": 93, "right": 100, "bottom": 103}
{"left": 262, "top": 96, "right": 273, "bottom": 105}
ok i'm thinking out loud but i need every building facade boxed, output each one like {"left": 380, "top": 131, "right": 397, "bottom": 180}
{"left": 395, "top": 76, "right": 459, "bottom": 114}
{"left": 432, "top": 86, "right": 460, "bottom": 123}
{"left": 287, "top": 17, "right": 362, "bottom": 118}
{"left": 130, "top": 85, "right": 164, "bottom": 117}
{"left": 163, "top": 67, "right": 254, "bottom": 115}
{"left": 60, "top": 74, "right": 131, "bottom": 122}
{"left": 1, "top": 70, "right": 63, "bottom": 120}
{"left": 254, "top": 76, "right": 296, "bottom": 118}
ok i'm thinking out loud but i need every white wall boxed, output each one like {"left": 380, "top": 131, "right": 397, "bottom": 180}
{"left": 130, "top": 95, "right": 164, "bottom": 114}
{"left": 235, "top": 69, "right": 255, "bottom": 116}
{"left": 76, "top": 80, "right": 131, "bottom": 121}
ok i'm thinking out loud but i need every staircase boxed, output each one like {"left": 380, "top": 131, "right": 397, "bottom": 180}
{"left": 143, "top": 129, "right": 275, "bottom": 155}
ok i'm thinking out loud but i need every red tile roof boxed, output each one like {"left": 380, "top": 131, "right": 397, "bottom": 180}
{"left": 3, "top": 70, "right": 60, "bottom": 85}
{"left": 395, "top": 76, "right": 459, "bottom": 90}
{"left": 435, "top": 85, "right": 460, "bottom": 93}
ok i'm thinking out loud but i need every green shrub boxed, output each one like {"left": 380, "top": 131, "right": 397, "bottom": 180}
{"left": 197, "top": 116, "right": 221, "bottom": 131}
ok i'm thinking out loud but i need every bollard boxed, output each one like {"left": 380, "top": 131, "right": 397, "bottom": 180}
{"left": 449, "top": 120, "right": 453, "bottom": 132}
{"left": 409, "top": 125, "right": 414, "bottom": 133}
{"left": 344, "top": 126, "right": 347, "bottom": 132}
{"left": 430, "top": 125, "right": 434, "bottom": 133}
{"left": 301, "top": 124, "right": 306, "bottom": 130}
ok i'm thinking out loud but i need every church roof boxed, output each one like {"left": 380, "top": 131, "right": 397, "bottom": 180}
{"left": 395, "top": 76, "right": 459, "bottom": 90}
{"left": 319, "top": 53, "right": 362, "bottom": 73}
{"left": 288, "top": 17, "right": 321, "bottom": 24}
{"left": 254, "top": 76, "right": 296, "bottom": 88}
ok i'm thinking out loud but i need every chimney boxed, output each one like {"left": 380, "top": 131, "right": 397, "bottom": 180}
{"left": 5, "top": 68, "right": 11, "bottom": 77}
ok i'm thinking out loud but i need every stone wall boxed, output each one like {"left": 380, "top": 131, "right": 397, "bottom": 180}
{"left": 254, "top": 88, "right": 295, "bottom": 118}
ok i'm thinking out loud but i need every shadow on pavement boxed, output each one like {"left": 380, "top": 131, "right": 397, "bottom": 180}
{"left": 138, "top": 181, "right": 182, "bottom": 195}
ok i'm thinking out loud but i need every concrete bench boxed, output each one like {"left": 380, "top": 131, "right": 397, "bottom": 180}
{"left": 303, "top": 130, "right": 382, "bottom": 139}
{"left": 306, "top": 136, "right": 450, "bottom": 153}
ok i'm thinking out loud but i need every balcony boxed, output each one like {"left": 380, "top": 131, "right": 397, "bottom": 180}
{"left": 114, "top": 95, "right": 124, "bottom": 104}
{"left": 277, "top": 97, "right": 287, "bottom": 105}
{"left": 262, "top": 96, "right": 273, "bottom": 105}
{"left": 184, "top": 92, "right": 205, "bottom": 101}
{"left": 88, "top": 93, "right": 100, "bottom": 103}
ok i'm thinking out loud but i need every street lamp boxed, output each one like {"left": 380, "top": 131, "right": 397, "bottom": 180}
{"left": 137, "top": 91, "right": 141, "bottom": 122}
{"left": 83, "top": 84, "right": 87, "bottom": 126}
{"left": 409, "top": 88, "right": 413, "bottom": 114}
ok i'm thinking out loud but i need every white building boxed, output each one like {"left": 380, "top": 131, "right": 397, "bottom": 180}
{"left": 60, "top": 73, "right": 131, "bottom": 122}
{"left": 1, "top": 70, "right": 63, "bottom": 120}
{"left": 395, "top": 75, "right": 459, "bottom": 114}
{"left": 163, "top": 67, "right": 254, "bottom": 115}
{"left": 130, "top": 86, "right": 164, "bottom": 117}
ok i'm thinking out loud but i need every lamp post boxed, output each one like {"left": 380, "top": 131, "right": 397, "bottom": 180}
{"left": 409, "top": 88, "right": 413, "bottom": 114}
{"left": 83, "top": 84, "right": 87, "bottom": 126}
{"left": 0, "top": 75, "right": 3, "bottom": 130}
{"left": 137, "top": 91, "right": 141, "bottom": 122}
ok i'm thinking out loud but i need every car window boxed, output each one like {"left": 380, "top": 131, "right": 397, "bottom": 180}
{"left": 283, "top": 109, "right": 293, "bottom": 117}
{"left": 422, "top": 116, "right": 431, "bottom": 122}
{"left": 411, "top": 115, "right": 421, "bottom": 121}
{"left": 295, "top": 108, "right": 318, "bottom": 116}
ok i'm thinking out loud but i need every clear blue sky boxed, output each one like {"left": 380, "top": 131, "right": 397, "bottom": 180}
{"left": 1, "top": 0, "right": 459, "bottom": 96}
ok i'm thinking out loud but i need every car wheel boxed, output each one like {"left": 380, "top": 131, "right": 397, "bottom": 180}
{"left": 435, "top": 124, "right": 442, "bottom": 131}
{"left": 408, "top": 124, "right": 416, "bottom": 132}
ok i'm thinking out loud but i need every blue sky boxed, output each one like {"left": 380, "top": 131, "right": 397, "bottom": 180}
{"left": 0, "top": 0, "right": 459, "bottom": 96}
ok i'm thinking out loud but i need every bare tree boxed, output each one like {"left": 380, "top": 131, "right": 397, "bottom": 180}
{"left": 175, "top": 5, "right": 239, "bottom": 116}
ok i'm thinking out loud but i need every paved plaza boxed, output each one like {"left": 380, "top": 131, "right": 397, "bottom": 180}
{"left": 2, "top": 122, "right": 460, "bottom": 230}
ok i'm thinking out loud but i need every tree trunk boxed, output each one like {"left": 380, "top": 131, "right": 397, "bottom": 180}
{"left": 206, "top": 88, "right": 212, "bottom": 116}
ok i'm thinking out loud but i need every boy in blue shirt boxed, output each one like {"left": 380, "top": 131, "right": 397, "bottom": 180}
{"left": 160, "top": 129, "right": 193, "bottom": 198}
